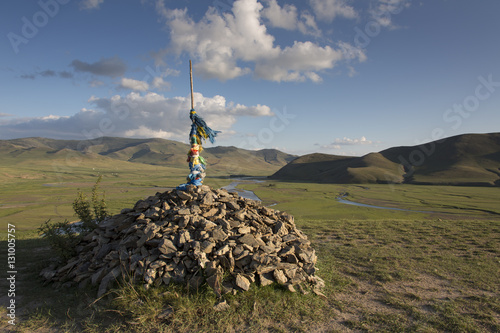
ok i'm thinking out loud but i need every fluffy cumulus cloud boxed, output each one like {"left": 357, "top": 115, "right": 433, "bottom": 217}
{"left": 157, "top": 0, "right": 364, "bottom": 82}
{"left": 308, "top": 0, "right": 357, "bottom": 22}
{"left": 119, "top": 78, "right": 150, "bottom": 91}
{"left": 261, "top": 0, "right": 298, "bottom": 30}
{"left": 254, "top": 41, "right": 345, "bottom": 82}
{"left": 0, "top": 92, "right": 273, "bottom": 141}
{"left": 261, "top": 1, "right": 321, "bottom": 36}
{"left": 67, "top": 0, "right": 399, "bottom": 83}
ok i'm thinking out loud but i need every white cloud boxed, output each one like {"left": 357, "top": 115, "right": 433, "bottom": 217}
{"left": 253, "top": 41, "right": 345, "bottom": 82}
{"left": 304, "top": 71, "right": 322, "bottom": 83}
{"left": 124, "top": 126, "right": 175, "bottom": 139}
{"left": 316, "top": 136, "right": 376, "bottom": 150}
{"left": 0, "top": 92, "right": 273, "bottom": 142}
{"left": 308, "top": 0, "right": 358, "bottom": 22}
{"left": 90, "top": 80, "right": 105, "bottom": 87}
{"left": 119, "top": 78, "right": 150, "bottom": 91}
{"left": 151, "top": 77, "right": 171, "bottom": 90}
{"left": 317, "top": 143, "right": 342, "bottom": 150}
{"left": 261, "top": 0, "right": 298, "bottom": 30}
{"left": 80, "top": 0, "right": 104, "bottom": 10}
{"left": 338, "top": 41, "right": 367, "bottom": 63}
{"left": 157, "top": 0, "right": 364, "bottom": 82}
{"left": 297, "top": 12, "right": 321, "bottom": 37}
{"left": 334, "top": 136, "right": 374, "bottom": 145}
{"left": 228, "top": 103, "right": 273, "bottom": 116}
{"left": 346, "top": 65, "right": 357, "bottom": 77}
{"left": 369, "top": 0, "right": 410, "bottom": 29}
{"left": 41, "top": 115, "right": 67, "bottom": 121}
{"left": 261, "top": 1, "right": 321, "bottom": 37}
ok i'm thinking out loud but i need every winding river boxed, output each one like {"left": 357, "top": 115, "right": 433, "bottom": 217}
{"left": 221, "top": 177, "right": 264, "bottom": 201}
{"left": 335, "top": 195, "right": 433, "bottom": 213}
{"left": 46, "top": 178, "right": 431, "bottom": 213}
{"left": 223, "top": 178, "right": 433, "bottom": 213}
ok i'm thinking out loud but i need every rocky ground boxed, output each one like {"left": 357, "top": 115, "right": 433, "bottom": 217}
{"left": 40, "top": 185, "right": 325, "bottom": 299}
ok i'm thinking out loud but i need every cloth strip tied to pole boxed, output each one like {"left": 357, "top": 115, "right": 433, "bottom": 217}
{"left": 177, "top": 60, "right": 220, "bottom": 190}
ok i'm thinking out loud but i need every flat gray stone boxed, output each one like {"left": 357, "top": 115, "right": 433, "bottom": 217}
{"left": 235, "top": 274, "right": 251, "bottom": 291}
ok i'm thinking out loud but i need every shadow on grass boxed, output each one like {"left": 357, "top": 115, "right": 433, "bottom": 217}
{"left": 0, "top": 237, "right": 332, "bottom": 333}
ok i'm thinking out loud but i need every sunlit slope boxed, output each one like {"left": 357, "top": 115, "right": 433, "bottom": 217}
{"left": 0, "top": 136, "right": 296, "bottom": 177}
{"left": 271, "top": 133, "right": 500, "bottom": 186}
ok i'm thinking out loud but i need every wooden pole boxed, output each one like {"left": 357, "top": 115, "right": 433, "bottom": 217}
{"left": 189, "top": 60, "right": 194, "bottom": 111}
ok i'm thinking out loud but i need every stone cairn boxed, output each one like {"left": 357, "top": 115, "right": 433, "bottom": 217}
{"left": 40, "top": 185, "right": 324, "bottom": 298}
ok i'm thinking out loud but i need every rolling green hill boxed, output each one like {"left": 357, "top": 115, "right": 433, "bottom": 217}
{"left": 3, "top": 133, "right": 500, "bottom": 186}
{"left": 0, "top": 136, "right": 296, "bottom": 177}
{"left": 270, "top": 133, "right": 500, "bottom": 186}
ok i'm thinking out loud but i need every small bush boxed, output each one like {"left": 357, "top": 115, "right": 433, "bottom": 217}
{"left": 72, "top": 174, "right": 108, "bottom": 229}
{"left": 38, "top": 219, "right": 82, "bottom": 260}
{"left": 40, "top": 175, "right": 109, "bottom": 259}
{"left": 72, "top": 191, "right": 92, "bottom": 225}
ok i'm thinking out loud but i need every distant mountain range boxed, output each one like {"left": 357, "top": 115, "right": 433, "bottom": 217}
{"left": 270, "top": 132, "right": 500, "bottom": 186}
{"left": 0, "top": 137, "right": 296, "bottom": 176}
{"left": 2, "top": 133, "right": 499, "bottom": 186}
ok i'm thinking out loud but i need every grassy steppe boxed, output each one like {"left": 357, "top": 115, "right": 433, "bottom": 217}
{"left": 242, "top": 182, "right": 500, "bottom": 220}
{"left": 0, "top": 159, "right": 235, "bottom": 232}
{"left": 0, "top": 165, "right": 499, "bottom": 332}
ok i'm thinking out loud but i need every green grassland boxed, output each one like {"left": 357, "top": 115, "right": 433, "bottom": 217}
{"left": 242, "top": 181, "right": 500, "bottom": 220}
{"left": 0, "top": 155, "right": 240, "bottom": 232}
{"left": 0, "top": 162, "right": 499, "bottom": 332}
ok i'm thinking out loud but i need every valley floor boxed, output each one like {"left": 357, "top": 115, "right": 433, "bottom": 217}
{"left": 1, "top": 177, "right": 499, "bottom": 332}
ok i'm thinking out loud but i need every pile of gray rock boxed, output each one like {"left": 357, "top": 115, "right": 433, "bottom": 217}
{"left": 40, "top": 185, "right": 324, "bottom": 298}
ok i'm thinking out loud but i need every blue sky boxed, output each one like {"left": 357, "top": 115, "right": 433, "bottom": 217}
{"left": 1, "top": 0, "right": 499, "bottom": 156}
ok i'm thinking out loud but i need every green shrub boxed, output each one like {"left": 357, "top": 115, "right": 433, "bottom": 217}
{"left": 72, "top": 174, "right": 108, "bottom": 229}
{"left": 72, "top": 191, "right": 92, "bottom": 225}
{"left": 40, "top": 175, "right": 109, "bottom": 259}
{"left": 38, "top": 219, "right": 82, "bottom": 260}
